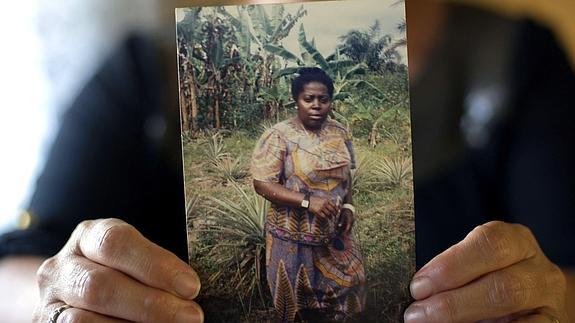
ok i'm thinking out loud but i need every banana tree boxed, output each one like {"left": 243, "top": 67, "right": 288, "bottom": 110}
{"left": 182, "top": 8, "right": 243, "bottom": 129}
{"left": 257, "top": 76, "right": 294, "bottom": 123}
{"left": 218, "top": 4, "right": 306, "bottom": 121}
{"left": 335, "top": 96, "right": 400, "bottom": 148}
{"left": 265, "top": 24, "right": 385, "bottom": 106}
{"left": 177, "top": 8, "right": 205, "bottom": 132}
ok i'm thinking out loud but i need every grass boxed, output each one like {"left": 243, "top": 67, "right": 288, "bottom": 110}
{"left": 183, "top": 128, "right": 415, "bottom": 322}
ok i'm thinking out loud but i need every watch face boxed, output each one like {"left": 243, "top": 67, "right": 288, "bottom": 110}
{"left": 302, "top": 199, "right": 310, "bottom": 208}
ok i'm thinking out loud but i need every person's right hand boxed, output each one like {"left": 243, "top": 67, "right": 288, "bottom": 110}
{"left": 308, "top": 196, "right": 340, "bottom": 218}
{"left": 33, "top": 218, "right": 203, "bottom": 323}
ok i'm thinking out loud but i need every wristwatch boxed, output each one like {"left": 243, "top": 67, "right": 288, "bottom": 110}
{"left": 301, "top": 192, "right": 311, "bottom": 209}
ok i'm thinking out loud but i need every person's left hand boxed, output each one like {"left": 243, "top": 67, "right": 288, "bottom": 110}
{"left": 33, "top": 218, "right": 203, "bottom": 323}
{"left": 337, "top": 209, "right": 354, "bottom": 235}
{"left": 405, "top": 221, "right": 568, "bottom": 323}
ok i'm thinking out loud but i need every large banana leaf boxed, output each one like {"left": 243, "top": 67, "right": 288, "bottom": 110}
{"left": 263, "top": 45, "right": 302, "bottom": 64}
{"left": 333, "top": 92, "right": 351, "bottom": 102}
{"left": 353, "top": 80, "right": 386, "bottom": 97}
{"left": 343, "top": 63, "right": 368, "bottom": 80}
{"left": 298, "top": 25, "right": 329, "bottom": 71}
{"left": 270, "top": 4, "right": 284, "bottom": 32}
{"left": 328, "top": 59, "right": 356, "bottom": 71}
{"left": 272, "top": 66, "right": 300, "bottom": 79}
{"left": 221, "top": 56, "right": 242, "bottom": 67}
{"left": 270, "top": 5, "right": 306, "bottom": 44}
{"left": 177, "top": 7, "right": 203, "bottom": 43}
{"left": 216, "top": 7, "right": 241, "bottom": 30}
{"left": 238, "top": 6, "right": 262, "bottom": 48}
{"left": 209, "top": 40, "right": 224, "bottom": 69}
{"left": 235, "top": 7, "right": 252, "bottom": 56}
{"left": 249, "top": 5, "right": 273, "bottom": 43}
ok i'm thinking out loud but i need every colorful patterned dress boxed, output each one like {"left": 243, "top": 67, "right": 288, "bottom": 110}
{"left": 251, "top": 117, "right": 366, "bottom": 322}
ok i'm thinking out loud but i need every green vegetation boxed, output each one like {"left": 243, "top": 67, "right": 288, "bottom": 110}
{"left": 183, "top": 127, "right": 413, "bottom": 321}
{"left": 177, "top": 4, "right": 409, "bottom": 136}
{"left": 178, "top": 3, "right": 413, "bottom": 322}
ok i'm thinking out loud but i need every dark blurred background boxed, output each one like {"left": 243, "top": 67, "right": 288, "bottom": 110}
{"left": 0, "top": 0, "right": 177, "bottom": 233}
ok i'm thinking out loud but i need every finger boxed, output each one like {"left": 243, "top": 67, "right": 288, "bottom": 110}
{"left": 476, "top": 310, "right": 529, "bottom": 323}
{"left": 66, "top": 219, "right": 200, "bottom": 300}
{"left": 323, "top": 201, "right": 337, "bottom": 216}
{"left": 55, "top": 256, "right": 203, "bottom": 323}
{"left": 404, "top": 259, "right": 564, "bottom": 323}
{"left": 318, "top": 202, "right": 333, "bottom": 218}
{"left": 411, "top": 221, "right": 538, "bottom": 300}
{"left": 337, "top": 210, "right": 351, "bottom": 235}
{"left": 336, "top": 215, "right": 346, "bottom": 233}
{"left": 477, "top": 312, "right": 562, "bottom": 323}
{"left": 513, "top": 313, "right": 562, "bottom": 323}
{"left": 337, "top": 210, "right": 349, "bottom": 235}
{"left": 344, "top": 214, "right": 354, "bottom": 234}
{"left": 58, "top": 307, "right": 130, "bottom": 323}
{"left": 328, "top": 202, "right": 341, "bottom": 217}
{"left": 35, "top": 302, "right": 129, "bottom": 323}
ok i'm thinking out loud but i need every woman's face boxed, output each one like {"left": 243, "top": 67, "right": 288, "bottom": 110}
{"left": 296, "top": 81, "right": 332, "bottom": 130}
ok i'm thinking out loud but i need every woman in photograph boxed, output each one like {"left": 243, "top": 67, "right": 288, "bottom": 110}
{"left": 251, "top": 67, "right": 366, "bottom": 322}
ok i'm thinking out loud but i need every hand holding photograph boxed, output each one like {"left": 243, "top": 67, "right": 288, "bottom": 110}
{"left": 176, "top": 0, "right": 413, "bottom": 321}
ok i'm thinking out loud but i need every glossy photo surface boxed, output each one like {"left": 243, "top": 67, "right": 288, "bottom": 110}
{"left": 176, "top": 1, "right": 413, "bottom": 321}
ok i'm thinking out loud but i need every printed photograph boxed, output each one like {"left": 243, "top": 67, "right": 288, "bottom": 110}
{"left": 176, "top": 0, "right": 413, "bottom": 321}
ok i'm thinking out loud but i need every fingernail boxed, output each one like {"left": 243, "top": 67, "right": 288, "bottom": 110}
{"left": 176, "top": 305, "right": 204, "bottom": 323}
{"left": 410, "top": 276, "right": 433, "bottom": 300}
{"left": 174, "top": 271, "right": 201, "bottom": 299}
{"left": 404, "top": 304, "right": 426, "bottom": 323}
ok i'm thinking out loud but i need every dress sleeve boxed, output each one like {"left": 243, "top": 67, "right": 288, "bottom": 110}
{"left": 344, "top": 128, "right": 356, "bottom": 170}
{"left": 251, "top": 128, "right": 287, "bottom": 183}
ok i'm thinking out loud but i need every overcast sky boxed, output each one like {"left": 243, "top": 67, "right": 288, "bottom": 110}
{"left": 177, "top": 0, "right": 407, "bottom": 63}
{"left": 281, "top": 0, "right": 405, "bottom": 60}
